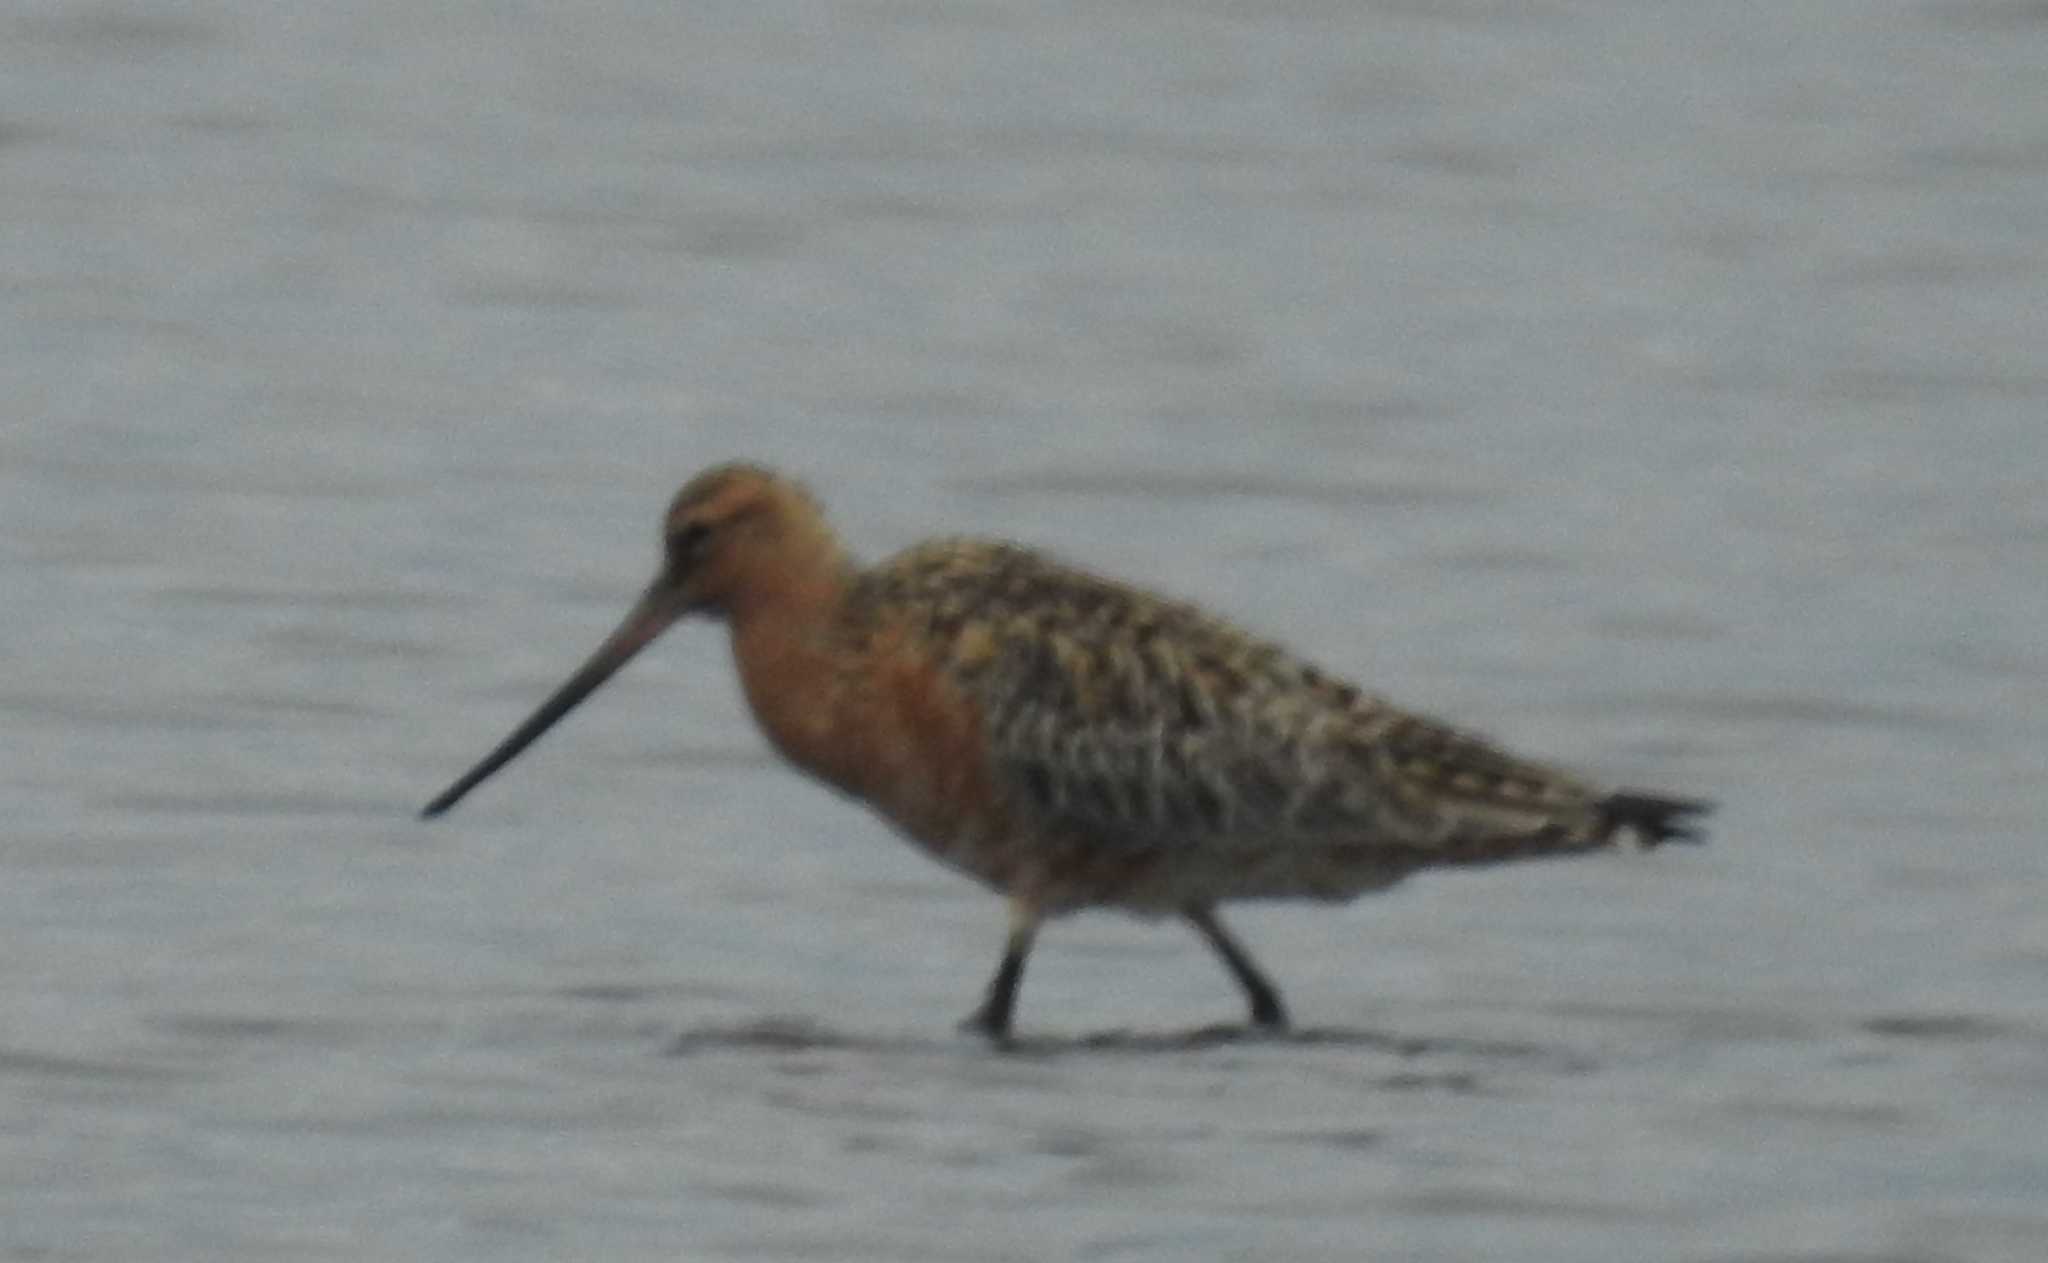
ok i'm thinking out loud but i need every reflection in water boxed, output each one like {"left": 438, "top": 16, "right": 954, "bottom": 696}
{"left": 666, "top": 1015, "right": 1588, "bottom": 1070}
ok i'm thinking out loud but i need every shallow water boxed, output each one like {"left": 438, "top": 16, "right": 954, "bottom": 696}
{"left": 5, "top": 1, "right": 2047, "bottom": 1259}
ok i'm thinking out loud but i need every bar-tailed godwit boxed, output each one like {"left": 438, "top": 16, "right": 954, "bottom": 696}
{"left": 423, "top": 464, "right": 1708, "bottom": 1040}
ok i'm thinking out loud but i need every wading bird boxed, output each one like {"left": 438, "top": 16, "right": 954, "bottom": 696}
{"left": 423, "top": 464, "right": 1708, "bottom": 1041}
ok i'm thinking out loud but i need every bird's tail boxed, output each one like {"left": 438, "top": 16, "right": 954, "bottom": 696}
{"left": 1598, "top": 792, "right": 1712, "bottom": 847}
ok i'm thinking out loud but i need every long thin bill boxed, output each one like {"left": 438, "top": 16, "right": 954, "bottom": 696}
{"left": 421, "top": 583, "right": 685, "bottom": 818}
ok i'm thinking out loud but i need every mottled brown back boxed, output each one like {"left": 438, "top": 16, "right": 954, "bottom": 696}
{"left": 848, "top": 539, "right": 1611, "bottom": 863}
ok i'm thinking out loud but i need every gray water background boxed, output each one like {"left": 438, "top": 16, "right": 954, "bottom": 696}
{"left": 4, "top": 1, "right": 2046, "bottom": 1258}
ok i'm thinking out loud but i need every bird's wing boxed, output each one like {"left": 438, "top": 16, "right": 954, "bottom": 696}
{"left": 866, "top": 542, "right": 1599, "bottom": 852}
{"left": 852, "top": 539, "right": 1617, "bottom": 855}
{"left": 990, "top": 643, "right": 1606, "bottom": 848}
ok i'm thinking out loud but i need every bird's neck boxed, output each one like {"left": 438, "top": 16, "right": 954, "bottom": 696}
{"left": 726, "top": 549, "right": 861, "bottom": 785}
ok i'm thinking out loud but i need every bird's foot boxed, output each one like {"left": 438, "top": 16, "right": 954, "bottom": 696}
{"left": 957, "top": 1005, "right": 1016, "bottom": 1048}
{"left": 1248, "top": 991, "right": 1290, "bottom": 1032}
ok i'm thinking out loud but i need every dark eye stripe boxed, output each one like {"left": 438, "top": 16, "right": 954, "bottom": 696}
{"left": 670, "top": 521, "right": 712, "bottom": 556}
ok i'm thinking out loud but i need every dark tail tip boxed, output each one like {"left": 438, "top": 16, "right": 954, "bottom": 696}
{"left": 1600, "top": 791, "right": 1713, "bottom": 847}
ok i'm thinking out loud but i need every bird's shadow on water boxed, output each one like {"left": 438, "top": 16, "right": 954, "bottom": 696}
{"left": 664, "top": 1014, "right": 1591, "bottom": 1075}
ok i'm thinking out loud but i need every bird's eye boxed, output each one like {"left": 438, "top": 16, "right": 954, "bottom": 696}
{"left": 669, "top": 521, "right": 712, "bottom": 558}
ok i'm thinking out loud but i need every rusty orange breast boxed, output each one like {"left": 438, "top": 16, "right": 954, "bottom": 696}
{"left": 730, "top": 604, "right": 1010, "bottom": 863}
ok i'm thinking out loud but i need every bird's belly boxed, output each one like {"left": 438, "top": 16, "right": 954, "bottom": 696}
{"left": 1112, "top": 838, "right": 1413, "bottom": 912}
{"left": 893, "top": 821, "right": 1414, "bottom": 916}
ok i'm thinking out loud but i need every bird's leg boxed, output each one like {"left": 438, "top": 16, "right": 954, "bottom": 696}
{"left": 959, "top": 896, "right": 1041, "bottom": 1044}
{"left": 1185, "top": 904, "right": 1289, "bottom": 1030}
